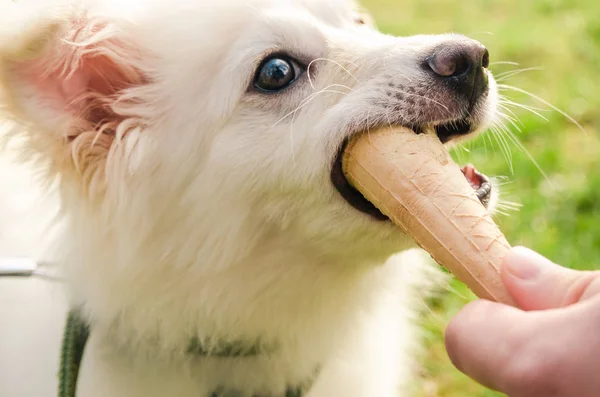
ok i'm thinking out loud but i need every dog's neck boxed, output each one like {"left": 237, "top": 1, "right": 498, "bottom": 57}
{"left": 82, "top": 249, "right": 384, "bottom": 357}
{"left": 53, "top": 191, "right": 400, "bottom": 363}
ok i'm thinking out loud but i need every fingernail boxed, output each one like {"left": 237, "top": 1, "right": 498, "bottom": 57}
{"left": 504, "top": 246, "right": 548, "bottom": 280}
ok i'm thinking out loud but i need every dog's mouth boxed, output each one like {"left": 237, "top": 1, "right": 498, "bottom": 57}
{"left": 433, "top": 118, "right": 472, "bottom": 144}
{"left": 330, "top": 123, "right": 492, "bottom": 221}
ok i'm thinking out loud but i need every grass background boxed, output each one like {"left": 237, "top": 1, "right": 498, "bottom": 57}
{"left": 360, "top": 0, "right": 600, "bottom": 395}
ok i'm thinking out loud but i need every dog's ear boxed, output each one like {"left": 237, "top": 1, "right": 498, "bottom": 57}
{"left": 0, "top": 5, "right": 150, "bottom": 192}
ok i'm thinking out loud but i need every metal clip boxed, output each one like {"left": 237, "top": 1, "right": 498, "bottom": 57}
{"left": 0, "top": 258, "right": 62, "bottom": 280}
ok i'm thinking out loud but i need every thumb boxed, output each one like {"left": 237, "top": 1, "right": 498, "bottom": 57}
{"left": 501, "top": 246, "right": 600, "bottom": 311}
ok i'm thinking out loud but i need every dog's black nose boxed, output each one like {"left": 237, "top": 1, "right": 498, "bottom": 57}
{"left": 426, "top": 40, "right": 490, "bottom": 102}
{"left": 427, "top": 41, "right": 489, "bottom": 77}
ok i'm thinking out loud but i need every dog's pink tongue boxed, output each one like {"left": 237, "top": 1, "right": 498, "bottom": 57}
{"left": 462, "top": 164, "right": 481, "bottom": 189}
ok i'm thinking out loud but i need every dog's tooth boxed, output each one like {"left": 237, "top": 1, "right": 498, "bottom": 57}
{"left": 342, "top": 128, "right": 515, "bottom": 306}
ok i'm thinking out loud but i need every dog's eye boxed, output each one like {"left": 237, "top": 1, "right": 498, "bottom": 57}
{"left": 254, "top": 57, "right": 302, "bottom": 92}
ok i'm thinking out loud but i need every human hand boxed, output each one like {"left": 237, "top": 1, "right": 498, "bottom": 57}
{"left": 445, "top": 246, "right": 600, "bottom": 397}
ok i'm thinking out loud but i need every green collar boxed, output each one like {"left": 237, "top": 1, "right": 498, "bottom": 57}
{"left": 58, "top": 312, "right": 89, "bottom": 397}
{"left": 58, "top": 311, "right": 312, "bottom": 397}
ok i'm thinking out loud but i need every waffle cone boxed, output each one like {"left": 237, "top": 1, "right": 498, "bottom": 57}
{"left": 342, "top": 127, "right": 515, "bottom": 305}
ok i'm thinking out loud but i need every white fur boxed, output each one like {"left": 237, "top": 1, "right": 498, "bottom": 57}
{"left": 0, "top": 0, "right": 497, "bottom": 396}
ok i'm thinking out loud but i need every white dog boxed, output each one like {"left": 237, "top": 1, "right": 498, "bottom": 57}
{"left": 0, "top": 0, "right": 499, "bottom": 396}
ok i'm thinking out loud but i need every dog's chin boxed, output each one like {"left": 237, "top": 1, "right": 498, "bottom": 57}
{"left": 330, "top": 117, "right": 494, "bottom": 221}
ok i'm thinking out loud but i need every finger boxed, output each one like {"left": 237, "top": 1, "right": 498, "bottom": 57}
{"left": 444, "top": 299, "right": 531, "bottom": 392}
{"left": 501, "top": 246, "right": 600, "bottom": 310}
{"left": 447, "top": 297, "right": 600, "bottom": 397}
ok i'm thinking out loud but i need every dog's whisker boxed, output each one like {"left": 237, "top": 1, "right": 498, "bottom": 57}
{"left": 284, "top": 85, "right": 352, "bottom": 162}
{"left": 497, "top": 84, "right": 587, "bottom": 134}
{"left": 496, "top": 106, "right": 524, "bottom": 132}
{"left": 364, "top": 104, "right": 375, "bottom": 140}
{"left": 499, "top": 99, "right": 549, "bottom": 113}
{"left": 390, "top": 71, "right": 414, "bottom": 83}
{"left": 483, "top": 131, "right": 491, "bottom": 155}
{"left": 478, "top": 116, "right": 494, "bottom": 156}
{"left": 493, "top": 208, "right": 511, "bottom": 217}
{"left": 494, "top": 67, "right": 544, "bottom": 81}
{"left": 498, "top": 97, "right": 548, "bottom": 112}
{"left": 498, "top": 123, "right": 555, "bottom": 189}
{"left": 498, "top": 103, "right": 524, "bottom": 127}
{"left": 496, "top": 126, "right": 515, "bottom": 169}
{"left": 483, "top": 123, "right": 496, "bottom": 156}
{"left": 489, "top": 125, "right": 514, "bottom": 173}
{"left": 307, "top": 58, "right": 360, "bottom": 90}
{"left": 490, "top": 116, "right": 514, "bottom": 159}
{"left": 288, "top": 88, "right": 350, "bottom": 150}
{"left": 489, "top": 61, "right": 520, "bottom": 66}
{"left": 271, "top": 84, "right": 352, "bottom": 128}
{"left": 499, "top": 99, "right": 551, "bottom": 121}
{"left": 496, "top": 200, "right": 523, "bottom": 211}
{"left": 390, "top": 89, "right": 451, "bottom": 115}
{"left": 384, "top": 104, "right": 395, "bottom": 133}
{"left": 496, "top": 103, "right": 525, "bottom": 128}
{"left": 495, "top": 110, "right": 524, "bottom": 134}
{"left": 491, "top": 177, "right": 516, "bottom": 187}
{"left": 272, "top": 91, "right": 322, "bottom": 129}
{"left": 492, "top": 201, "right": 521, "bottom": 218}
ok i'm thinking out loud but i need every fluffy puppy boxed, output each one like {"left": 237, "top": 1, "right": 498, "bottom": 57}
{"left": 0, "top": 0, "right": 498, "bottom": 396}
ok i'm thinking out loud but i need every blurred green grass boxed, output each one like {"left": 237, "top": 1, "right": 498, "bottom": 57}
{"left": 361, "top": 0, "right": 600, "bottom": 395}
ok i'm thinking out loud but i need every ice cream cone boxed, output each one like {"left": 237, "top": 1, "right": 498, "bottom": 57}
{"left": 342, "top": 127, "right": 515, "bottom": 306}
